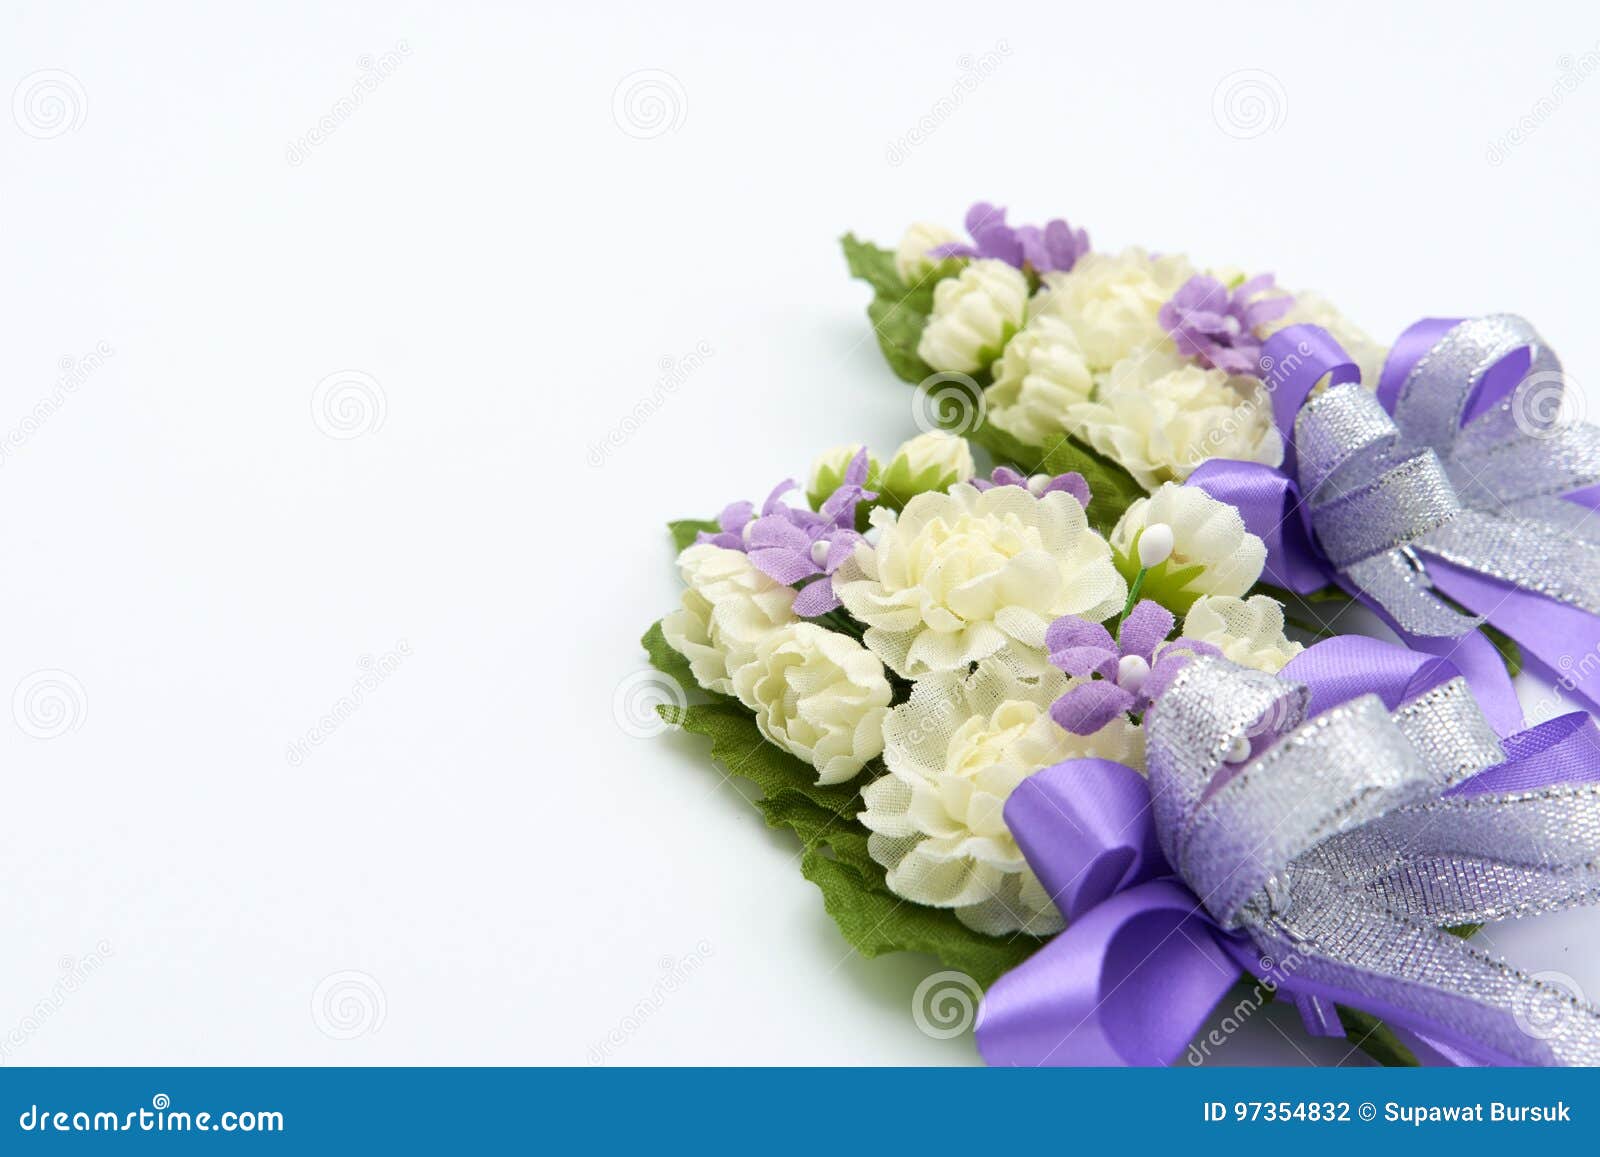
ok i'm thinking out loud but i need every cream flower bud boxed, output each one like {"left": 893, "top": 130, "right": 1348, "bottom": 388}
{"left": 1111, "top": 484, "right": 1267, "bottom": 599}
{"left": 805, "top": 444, "right": 879, "bottom": 509}
{"left": 983, "top": 314, "right": 1095, "bottom": 447}
{"left": 1137, "top": 523, "right": 1175, "bottom": 568}
{"left": 894, "top": 222, "right": 961, "bottom": 283}
{"left": 878, "top": 431, "right": 974, "bottom": 505}
{"left": 1181, "top": 594, "right": 1304, "bottom": 674}
{"left": 916, "top": 259, "right": 1029, "bottom": 374}
{"left": 662, "top": 545, "right": 797, "bottom": 694}
{"left": 731, "top": 622, "right": 892, "bottom": 785}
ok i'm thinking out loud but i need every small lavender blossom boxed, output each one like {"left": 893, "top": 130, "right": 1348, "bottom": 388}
{"left": 1045, "top": 601, "right": 1220, "bottom": 734}
{"left": 971, "top": 466, "right": 1091, "bottom": 509}
{"left": 931, "top": 202, "right": 1090, "bottom": 276}
{"left": 1158, "top": 274, "right": 1295, "bottom": 376}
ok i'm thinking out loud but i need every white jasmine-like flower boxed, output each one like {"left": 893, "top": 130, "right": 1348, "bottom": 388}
{"left": 894, "top": 222, "right": 961, "bottom": 284}
{"left": 916, "top": 259, "right": 1029, "bottom": 375}
{"left": 806, "top": 443, "right": 879, "bottom": 508}
{"left": 1182, "top": 595, "right": 1303, "bottom": 673}
{"left": 1067, "top": 351, "right": 1283, "bottom": 489}
{"left": 833, "top": 483, "right": 1125, "bottom": 679}
{"left": 1111, "top": 484, "right": 1266, "bottom": 598}
{"left": 878, "top": 431, "right": 975, "bottom": 502}
{"left": 1261, "top": 292, "right": 1388, "bottom": 391}
{"left": 1029, "top": 248, "right": 1198, "bottom": 372}
{"left": 662, "top": 544, "right": 797, "bottom": 694}
{"left": 859, "top": 659, "right": 1143, "bottom": 935}
{"left": 983, "top": 315, "right": 1095, "bottom": 446}
{"left": 731, "top": 622, "right": 891, "bottom": 785}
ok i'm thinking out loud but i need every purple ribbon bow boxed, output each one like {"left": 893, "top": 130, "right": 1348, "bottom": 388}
{"left": 976, "top": 636, "right": 1600, "bottom": 1067}
{"left": 1191, "top": 317, "right": 1600, "bottom": 722}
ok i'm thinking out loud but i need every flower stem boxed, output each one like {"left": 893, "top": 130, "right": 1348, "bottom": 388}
{"left": 1120, "top": 567, "right": 1148, "bottom": 625}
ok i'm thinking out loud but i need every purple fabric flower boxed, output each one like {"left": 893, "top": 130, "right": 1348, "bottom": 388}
{"left": 1158, "top": 274, "right": 1295, "bottom": 376}
{"left": 1045, "top": 601, "right": 1221, "bottom": 734}
{"left": 931, "top": 202, "right": 1090, "bottom": 275}
{"left": 971, "top": 465, "right": 1092, "bottom": 509}
{"left": 696, "top": 449, "right": 876, "bottom": 616}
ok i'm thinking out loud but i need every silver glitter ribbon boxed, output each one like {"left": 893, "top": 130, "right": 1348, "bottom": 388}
{"left": 1147, "top": 655, "right": 1600, "bottom": 1065}
{"left": 1296, "top": 315, "right": 1600, "bottom": 636}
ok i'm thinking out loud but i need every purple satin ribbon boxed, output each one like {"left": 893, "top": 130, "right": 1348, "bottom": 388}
{"left": 1191, "top": 319, "right": 1600, "bottom": 721}
{"left": 975, "top": 636, "right": 1600, "bottom": 1068}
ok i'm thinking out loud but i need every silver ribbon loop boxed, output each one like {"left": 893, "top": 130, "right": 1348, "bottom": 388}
{"left": 1147, "top": 656, "right": 1600, "bottom": 1065}
{"left": 1293, "top": 315, "right": 1600, "bottom": 636}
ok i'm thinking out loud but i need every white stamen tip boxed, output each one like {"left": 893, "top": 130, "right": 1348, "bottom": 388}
{"left": 1224, "top": 735, "right": 1252, "bottom": 764}
{"left": 741, "top": 521, "right": 756, "bottom": 545}
{"left": 1117, "top": 654, "right": 1150, "bottom": 693}
{"left": 1027, "top": 473, "right": 1052, "bottom": 496}
{"left": 810, "top": 539, "right": 831, "bottom": 567}
{"left": 1137, "top": 523, "right": 1175, "bottom": 568}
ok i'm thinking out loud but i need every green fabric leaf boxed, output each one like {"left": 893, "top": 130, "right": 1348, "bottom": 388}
{"left": 668, "top": 518, "right": 719, "bottom": 552}
{"left": 658, "top": 690, "right": 1043, "bottom": 989}
{"left": 969, "top": 421, "right": 1148, "bottom": 537}
{"left": 1337, "top": 1006, "right": 1421, "bottom": 1067}
{"left": 641, "top": 619, "right": 696, "bottom": 690}
{"left": 842, "top": 233, "right": 963, "bottom": 386}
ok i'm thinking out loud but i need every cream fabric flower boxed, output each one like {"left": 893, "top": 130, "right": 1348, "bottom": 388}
{"left": 662, "top": 544, "right": 797, "bottom": 694}
{"left": 859, "top": 659, "right": 1143, "bottom": 935}
{"left": 916, "top": 259, "right": 1029, "bottom": 374}
{"left": 732, "top": 623, "right": 891, "bottom": 785}
{"left": 1067, "top": 351, "right": 1283, "bottom": 488}
{"left": 1029, "top": 248, "right": 1197, "bottom": 372}
{"left": 1111, "top": 484, "right": 1267, "bottom": 598}
{"left": 1261, "top": 291, "right": 1388, "bottom": 391}
{"left": 1181, "top": 595, "right": 1303, "bottom": 674}
{"left": 984, "top": 315, "right": 1095, "bottom": 446}
{"left": 879, "top": 431, "right": 975, "bottom": 501}
{"left": 894, "top": 222, "right": 961, "bottom": 284}
{"left": 834, "top": 484, "right": 1125, "bottom": 678}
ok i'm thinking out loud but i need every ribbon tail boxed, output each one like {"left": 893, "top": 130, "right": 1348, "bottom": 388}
{"left": 976, "top": 880, "right": 1241, "bottom": 1067}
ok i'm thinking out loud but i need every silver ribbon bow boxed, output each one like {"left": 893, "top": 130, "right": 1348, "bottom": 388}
{"left": 1296, "top": 315, "right": 1600, "bottom": 636}
{"left": 1148, "top": 655, "right": 1600, "bottom": 1065}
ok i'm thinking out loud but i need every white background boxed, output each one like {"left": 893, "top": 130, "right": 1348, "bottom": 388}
{"left": 2, "top": 0, "right": 1598, "bottom": 1066}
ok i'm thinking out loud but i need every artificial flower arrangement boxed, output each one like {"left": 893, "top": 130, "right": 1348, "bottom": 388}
{"left": 640, "top": 201, "right": 1600, "bottom": 1067}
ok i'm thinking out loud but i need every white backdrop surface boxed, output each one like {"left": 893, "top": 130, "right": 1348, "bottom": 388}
{"left": 2, "top": 0, "right": 1598, "bottom": 1065}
